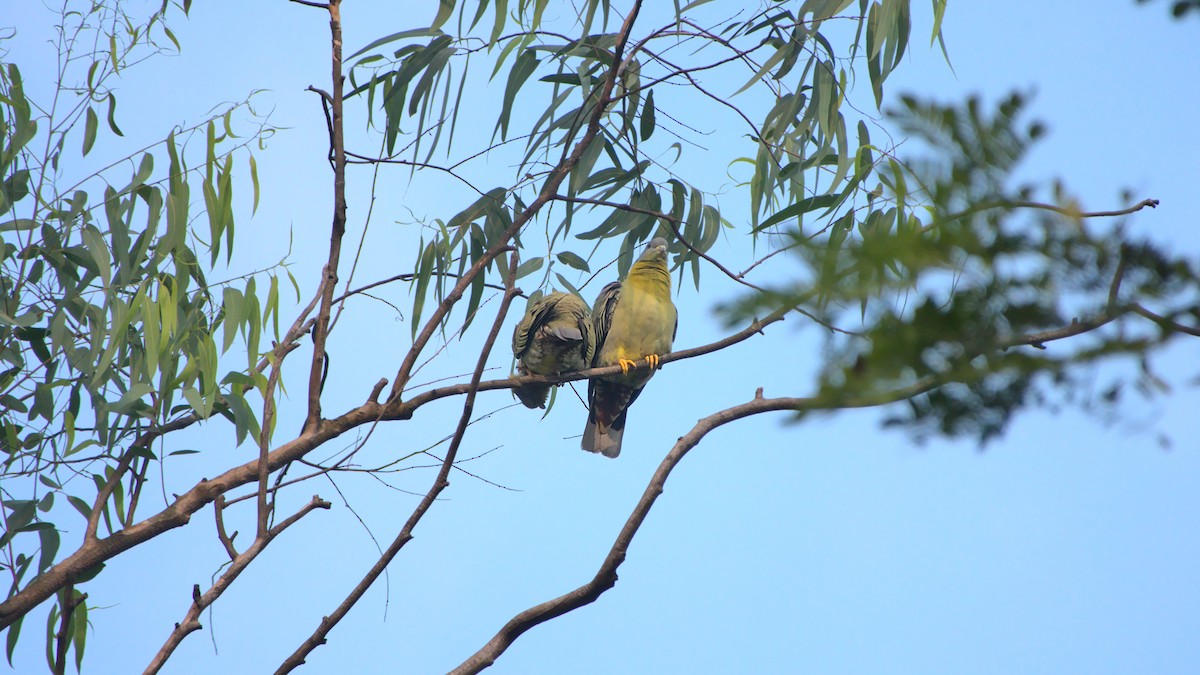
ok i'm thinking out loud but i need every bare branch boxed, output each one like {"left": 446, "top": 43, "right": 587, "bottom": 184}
{"left": 450, "top": 379, "right": 935, "bottom": 674}
{"left": 1132, "top": 304, "right": 1200, "bottom": 337}
{"left": 1007, "top": 312, "right": 1126, "bottom": 351}
{"left": 144, "top": 496, "right": 331, "bottom": 675}
{"left": 390, "top": 308, "right": 788, "bottom": 415}
{"left": 213, "top": 496, "right": 239, "bottom": 560}
{"left": 939, "top": 197, "right": 1159, "bottom": 227}
{"left": 0, "top": 248, "right": 1178, "bottom": 631}
{"left": 331, "top": 271, "right": 513, "bottom": 307}
{"left": 343, "top": 150, "right": 488, "bottom": 197}
{"left": 453, "top": 291, "right": 1164, "bottom": 671}
{"left": 277, "top": 255, "right": 524, "bottom": 673}
{"left": 304, "top": 0, "right": 348, "bottom": 432}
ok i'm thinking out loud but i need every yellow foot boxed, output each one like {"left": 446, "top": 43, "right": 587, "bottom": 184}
{"left": 645, "top": 354, "right": 661, "bottom": 369}
{"left": 617, "top": 358, "right": 638, "bottom": 374}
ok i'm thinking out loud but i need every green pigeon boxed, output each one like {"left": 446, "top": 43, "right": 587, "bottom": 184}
{"left": 511, "top": 291, "right": 596, "bottom": 409}
{"left": 582, "top": 237, "right": 677, "bottom": 458}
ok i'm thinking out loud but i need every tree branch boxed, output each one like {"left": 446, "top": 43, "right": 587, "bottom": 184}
{"left": 304, "top": 0, "right": 347, "bottom": 432}
{"left": 0, "top": 254, "right": 1174, "bottom": 632}
{"left": 0, "top": 307, "right": 777, "bottom": 629}
{"left": 388, "top": 308, "right": 787, "bottom": 416}
{"left": 144, "top": 496, "right": 331, "bottom": 675}
{"left": 1131, "top": 304, "right": 1200, "bottom": 337}
{"left": 277, "top": 255, "right": 523, "bottom": 673}
{"left": 450, "top": 379, "right": 935, "bottom": 674}
{"left": 213, "top": 495, "right": 239, "bottom": 560}
{"left": 939, "top": 197, "right": 1159, "bottom": 227}
{"left": 451, "top": 286, "right": 1168, "bottom": 672}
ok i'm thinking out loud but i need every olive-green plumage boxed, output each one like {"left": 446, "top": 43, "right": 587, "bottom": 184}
{"left": 511, "top": 292, "right": 596, "bottom": 409}
{"left": 582, "top": 238, "right": 677, "bottom": 458}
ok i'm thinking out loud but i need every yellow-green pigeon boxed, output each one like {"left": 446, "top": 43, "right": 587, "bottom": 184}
{"left": 511, "top": 291, "right": 596, "bottom": 409}
{"left": 582, "top": 237, "right": 677, "bottom": 457}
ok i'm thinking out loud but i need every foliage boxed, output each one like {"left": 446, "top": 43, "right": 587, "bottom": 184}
{"left": 722, "top": 91, "right": 1199, "bottom": 443}
{"left": 1, "top": 2, "right": 276, "bottom": 669}
{"left": 346, "top": 0, "right": 928, "bottom": 311}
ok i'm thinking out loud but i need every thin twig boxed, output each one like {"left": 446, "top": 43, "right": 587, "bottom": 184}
{"left": 144, "top": 496, "right": 331, "bottom": 675}
{"left": 213, "top": 496, "right": 238, "bottom": 560}
{"left": 277, "top": 256, "right": 523, "bottom": 673}
{"left": 939, "top": 197, "right": 1159, "bottom": 227}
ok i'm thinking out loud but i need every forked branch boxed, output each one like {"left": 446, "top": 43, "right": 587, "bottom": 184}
{"left": 145, "top": 496, "right": 331, "bottom": 675}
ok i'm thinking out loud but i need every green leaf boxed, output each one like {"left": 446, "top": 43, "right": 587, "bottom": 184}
{"left": 264, "top": 274, "right": 281, "bottom": 341}
{"left": 37, "top": 526, "right": 59, "bottom": 573}
{"left": 248, "top": 154, "right": 260, "bottom": 215}
{"left": 182, "top": 386, "right": 208, "bottom": 418}
{"left": 569, "top": 135, "right": 606, "bottom": 197}
{"left": 755, "top": 194, "right": 840, "bottom": 232}
{"left": 72, "top": 596, "right": 87, "bottom": 670}
{"left": 733, "top": 43, "right": 787, "bottom": 97}
{"left": 496, "top": 49, "right": 539, "bottom": 140}
{"left": 0, "top": 500, "right": 36, "bottom": 548}
{"left": 0, "top": 219, "right": 37, "bottom": 232}
{"left": 554, "top": 272, "right": 581, "bottom": 298}
{"left": 222, "top": 287, "right": 245, "bottom": 353}
{"left": 66, "top": 496, "right": 92, "bottom": 520}
{"left": 410, "top": 239, "right": 437, "bottom": 338}
{"left": 133, "top": 152, "right": 154, "bottom": 187}
{"left": 105, "top": 92, "right": 123, "bottom": 136}
{"left": 640, "top": 89, "right": 656, "bottom": 141}
{"left": 515, "top": 256, "right": 544, "bottom": 279}
{"left": 81, "top": 226, "right": 112, "bottom": 289}
{"left": 6, "top": 615, "right": 22, "bottom": 666}
{"left": 431, "top": 0, "right": 456, "bottom": 30}
{"left": 539, "top": 73, "right": 582, "bottom": 86}
{"left": 83, "top": 107, "right": 98, "bottom": 156}
{"left": 555, "top": 250, "right": 590, "bottom": 272}
{"left": 111, "top": 383, "right": 153, "bottom": 413}
{"left": 224, "top": 389, "right": 261, "bottom": 447}
{"left": 349, "top": 28, "right": 443, "bottom": 61}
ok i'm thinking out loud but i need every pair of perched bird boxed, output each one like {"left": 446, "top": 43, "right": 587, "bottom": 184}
{"left": 511, "top": 237, "right": 677, "bottom": 458}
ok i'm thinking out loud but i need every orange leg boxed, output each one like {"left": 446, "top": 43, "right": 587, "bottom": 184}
{"left": 617, "top": 358, "right": 639, "bottom": 374}
{"left": 645, "top": 354, "right": 661, "bottom": 369}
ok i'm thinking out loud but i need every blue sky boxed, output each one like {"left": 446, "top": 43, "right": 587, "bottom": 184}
{"left": 4, "top": 2, "right": 1199, "bottom": 674}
